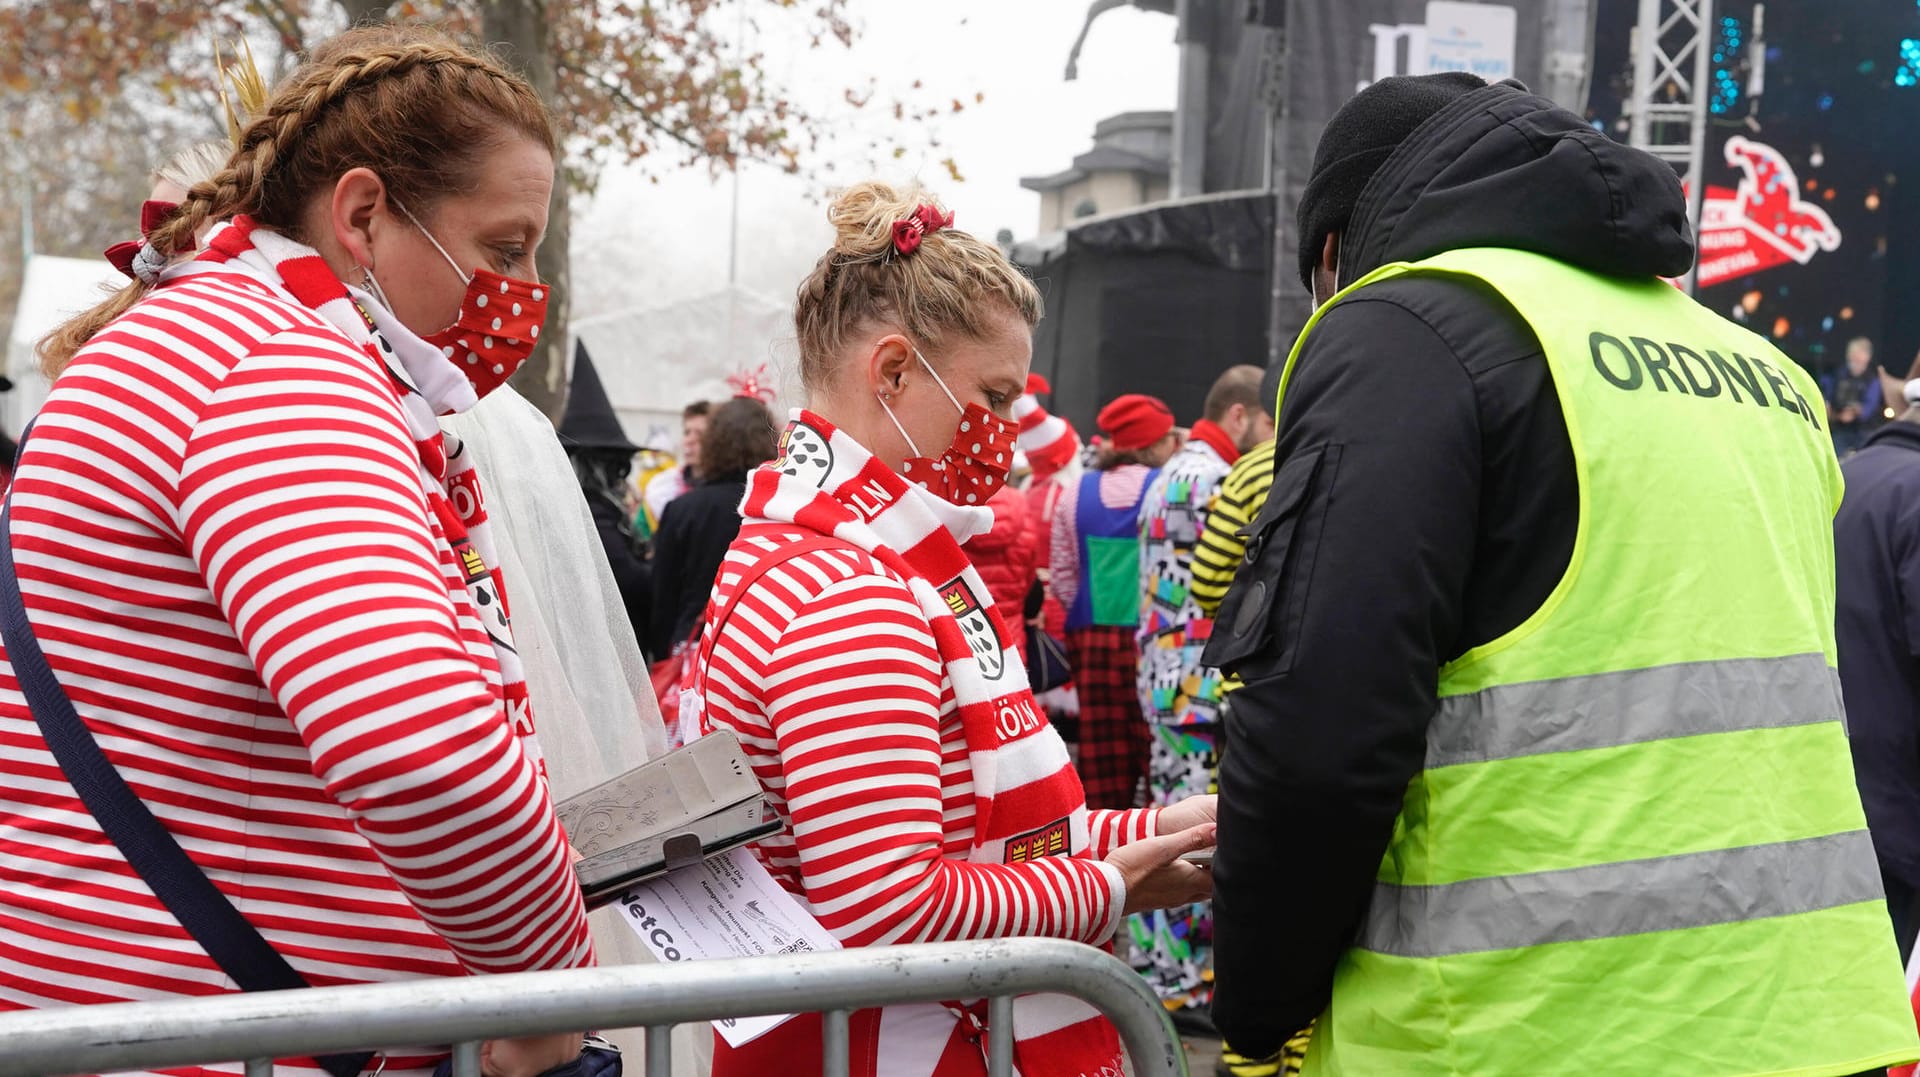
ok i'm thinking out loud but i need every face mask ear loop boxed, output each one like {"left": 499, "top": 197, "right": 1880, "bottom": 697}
{"left": 361, "top": 266, "right": 396, "bottom": 313}
{"left": 914, "top": 348, "right": 966, "bottom": 414}
{"left": 877, "top": 393, "right": 924, "bottom": 459}
{"left": 391, "top": 198, "right": 472, "bottom": 286}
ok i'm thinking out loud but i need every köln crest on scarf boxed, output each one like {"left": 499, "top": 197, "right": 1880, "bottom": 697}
{"left": 940, "top": 576, "right": 1005, "bottom": 681}
{"left": 774, "top": 422, "right": 834, "bottom": 488}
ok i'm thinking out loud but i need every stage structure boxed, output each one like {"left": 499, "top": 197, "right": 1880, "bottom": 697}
{"left": 1627, "top": 0, "right": 1716, "bottom": 293}
{"left": 1593, "top": 1, "right": 1920, "bottom": 378}
{"left": 1044, "top": 0, "right": 1597, "bottom": 396}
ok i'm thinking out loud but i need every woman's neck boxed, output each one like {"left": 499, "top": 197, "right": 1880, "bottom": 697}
{"left": 807, "top": 398, "right": 907, "bottom": 473}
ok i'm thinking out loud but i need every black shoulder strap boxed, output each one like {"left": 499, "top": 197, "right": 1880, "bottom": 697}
{"left": 0, "top": 428, "right": 369, "bottom": 1077}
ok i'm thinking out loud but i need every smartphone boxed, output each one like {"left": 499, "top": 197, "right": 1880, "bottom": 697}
{"left": 1179, "top": 847, "right": 1215, "bottom": 868}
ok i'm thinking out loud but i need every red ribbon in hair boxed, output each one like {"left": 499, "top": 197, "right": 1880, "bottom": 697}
{"left": 103, "top": 200, "right": 185, "bottom": 279}
{"left": 891, "top": 203, "right": 955, "bottom": 257}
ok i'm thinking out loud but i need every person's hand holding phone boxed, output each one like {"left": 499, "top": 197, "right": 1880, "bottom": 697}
{"left": 1105, "top": 823, "right": 1216, "bottom": 915}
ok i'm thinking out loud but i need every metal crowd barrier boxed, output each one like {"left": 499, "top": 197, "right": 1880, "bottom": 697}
{"left": 0, "top": 938, "right": 1188, "bottom": 1077}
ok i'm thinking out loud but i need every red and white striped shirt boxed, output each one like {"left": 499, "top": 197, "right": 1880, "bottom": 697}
{"left": 0, "top": 264, "right": 591, "bottom": 1072}
{"left": 699, "top": 527, "right": 1157, "bottom": 950}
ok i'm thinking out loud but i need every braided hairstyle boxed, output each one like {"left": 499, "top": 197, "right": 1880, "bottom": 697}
{"left": 792, "top": 181, "right": 1043, "bottom": 395}
{"left": 40, "top": 24, "right": 555, "bottom": 376}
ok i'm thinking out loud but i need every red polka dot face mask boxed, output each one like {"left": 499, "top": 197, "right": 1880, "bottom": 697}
{"left": 394, "top": 201, "right": 548, "bottom": 399}
{"left": 879, "top": 348, "right": 1017, "bottom": 506}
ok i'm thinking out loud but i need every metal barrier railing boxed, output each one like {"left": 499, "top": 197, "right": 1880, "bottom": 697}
{"left": 0, "top": 938, "right": 1188, "bottom": 1077}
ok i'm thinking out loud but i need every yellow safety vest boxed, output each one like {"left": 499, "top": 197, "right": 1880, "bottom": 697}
{"left": 1279, "top": 248, "right": 1918, "bottom": 1076}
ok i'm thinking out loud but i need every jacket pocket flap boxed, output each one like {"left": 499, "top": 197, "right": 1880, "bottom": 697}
{"left": 1203, "top": 447, "right": 1331, "bottom": 673}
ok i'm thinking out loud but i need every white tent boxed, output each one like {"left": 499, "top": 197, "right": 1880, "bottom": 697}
{"left": 7, "top": 255, "right": 125, "bottom": 434}
{"left": 570, "top": 285, "right": 797, "bottom": 449}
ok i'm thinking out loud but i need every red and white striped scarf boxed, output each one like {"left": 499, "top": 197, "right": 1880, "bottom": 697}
{"left": 161, "top": 217, "right": 542, "bottom": 776}
{"left": 730, "top": 410, "right": 1123, "bottom": 1076}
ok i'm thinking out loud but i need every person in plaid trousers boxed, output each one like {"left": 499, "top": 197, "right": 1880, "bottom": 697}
{"left": 1050, "top": 395, "right": 1183, "bottom": 808}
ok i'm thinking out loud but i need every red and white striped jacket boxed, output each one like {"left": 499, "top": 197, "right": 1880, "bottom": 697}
{"left": 0, "top": 258, "right": 592, "bottom": 1074}
{"left": 698, "top": 520, "right": 1158, "bottom": 1076}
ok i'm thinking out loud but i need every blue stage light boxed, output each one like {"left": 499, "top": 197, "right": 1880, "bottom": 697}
{"left": 1899, "top": 39, "right": 1920, "bottom": 88}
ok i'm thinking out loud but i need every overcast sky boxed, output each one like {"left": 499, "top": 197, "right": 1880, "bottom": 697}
{"left": 569, "top": 1, "right": 1181, "bottom": 320}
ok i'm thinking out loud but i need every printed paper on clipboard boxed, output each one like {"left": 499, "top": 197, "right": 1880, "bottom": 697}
{"left": 556, "top": 730, "right": 781, "bottom": 909}
{"left": 617, "top": 846, "right": 843, "bottom": 1047}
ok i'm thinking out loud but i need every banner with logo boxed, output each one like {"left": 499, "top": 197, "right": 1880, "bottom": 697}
{"left": 1695, "top": 136, "right": 1843, "bottom": 290}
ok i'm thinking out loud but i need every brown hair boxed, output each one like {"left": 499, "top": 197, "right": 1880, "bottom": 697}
{"left": 683, "top": 400, "right": 714, "bottom": 422}
{"left": 1094, "top": 431, "right": 1179, "bottom": 471}
{"left": 1099, "top": 442, "right": 1172, "bottom": 471}
{"left": 39, "top": 24, "right": 555, "bottom": 376}
{"left": 697, "top": 397, "right": 779, "bottom": 481}
{"left": 1203, "top": 364, "right": 1266, "bottom": 423}
{"left": 793, "top": 180, "right": 1043, "bottom": 393}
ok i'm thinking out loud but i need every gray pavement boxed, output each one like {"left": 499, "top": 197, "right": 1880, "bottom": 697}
{"left": 1180, "top": 1033, "right": 1222, "bottom": 1075}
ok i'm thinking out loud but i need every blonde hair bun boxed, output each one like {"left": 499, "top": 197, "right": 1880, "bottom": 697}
{"left": 825, "top": 180, "right": 945, "bottom": 263}
{"left": 795, "top": 178, "right": 1041, "bottom": 393}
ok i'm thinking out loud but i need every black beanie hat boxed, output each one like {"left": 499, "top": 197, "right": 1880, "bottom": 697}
{"left": 1297, "top": 71, "right": 1488, "bottom": 290}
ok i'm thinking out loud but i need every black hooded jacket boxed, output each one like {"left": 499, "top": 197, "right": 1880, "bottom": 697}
{"left": 1206, "top": 83, "right": 1693, "bottom": 1054}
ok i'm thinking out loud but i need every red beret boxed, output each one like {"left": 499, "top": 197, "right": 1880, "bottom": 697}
{"left": 1096, "top": 394, "right": 1175, "bottom": 452}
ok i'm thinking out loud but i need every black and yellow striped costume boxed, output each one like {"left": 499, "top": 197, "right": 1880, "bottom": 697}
{"left": 1190, "top": 438, "right": 1276, "bottom": 620}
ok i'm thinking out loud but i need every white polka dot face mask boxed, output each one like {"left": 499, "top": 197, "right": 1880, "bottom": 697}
{"left": 393, "top": 200, "right": 549, "bottom": 399}
{"left": 878, "top": 348, "right": 1017, "bottom": 506}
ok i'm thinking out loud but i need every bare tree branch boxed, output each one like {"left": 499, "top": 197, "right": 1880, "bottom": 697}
{"left": 575, "top": 65, "right": 800, "bottom": 173}
{"left": 245, "top": 0, "right": 306, "bottom": 52}
{"left": 577, "top": 70, "right": 709, "bottom": 156}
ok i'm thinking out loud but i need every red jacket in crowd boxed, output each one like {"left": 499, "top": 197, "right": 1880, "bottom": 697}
{"left": 968, "top": 486, "right": 1037, "bottom": 657}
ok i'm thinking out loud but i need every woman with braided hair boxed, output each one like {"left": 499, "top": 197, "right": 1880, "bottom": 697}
{"left": 0, "top": 25, "right": 595, "bottom": 1077}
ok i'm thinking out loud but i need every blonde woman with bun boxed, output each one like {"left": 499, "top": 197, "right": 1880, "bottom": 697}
{"left": 2, "top": 25, "right": 595, "bottom": 1077}
{"left": 106, "top": 45, "right": 262, "bottom": 278}
{"left": 687, "top": 181, "right": 1217, "bottom": 1077}
{"left": 151, "top": 141, "right": 233, "bottom": 204}
{"left": 102, "top": 142, "right": 230, "bottom": 278}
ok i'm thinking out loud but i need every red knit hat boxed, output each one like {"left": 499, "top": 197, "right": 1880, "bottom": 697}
{"left": 1096, "top": 394, "right": 1175, "bottom": 452}
{"left": 1014, "top": 374, "right": 1080, "bottom": 481}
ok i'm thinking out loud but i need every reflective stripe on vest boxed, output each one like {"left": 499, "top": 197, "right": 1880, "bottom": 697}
{"left": 1362, "top": 829, "right": 1881, "bottom": 959}
{"left": 1276, "top": 248, "right": 1918, "bottom": 1077}
{"left": 1427, "top": 652, "right": 1841, "bottom": 768}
